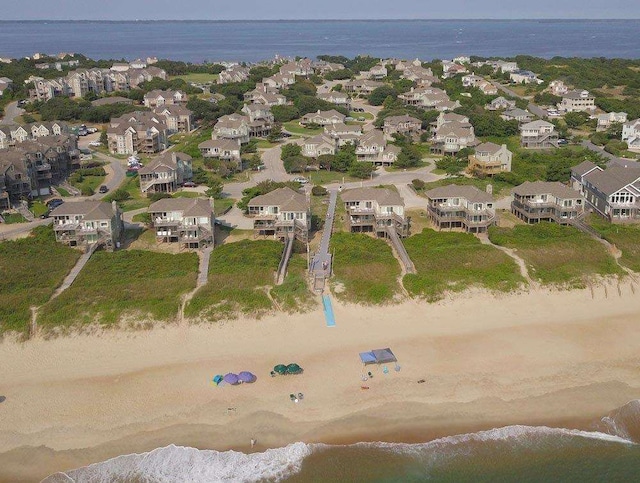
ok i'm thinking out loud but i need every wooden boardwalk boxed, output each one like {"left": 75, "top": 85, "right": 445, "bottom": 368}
{"left": 310, "top": 190, "right": 338, "bottom": 292}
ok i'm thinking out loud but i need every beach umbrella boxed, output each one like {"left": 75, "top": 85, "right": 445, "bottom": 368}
{"left": 274, "top": 364, "right": 287, "bottom": 375}
{"left": 238, "top": 371, "right": 256, "bottom": 383}
{"left": 224, "top": 373, "right": 239, "bottom": 385}
{"left": 286, "top": 363, "right": 303, "bottom": 375}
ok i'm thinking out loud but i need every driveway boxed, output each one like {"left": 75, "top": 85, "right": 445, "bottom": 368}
{"left": 0, "top": 101, "right": 24, "bottom": 125}
{"left": 489, "top": 80, "right": 547, "bottom": 118}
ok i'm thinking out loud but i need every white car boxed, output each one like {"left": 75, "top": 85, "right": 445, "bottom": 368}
{"left": 88, "top": 141, "right": 102, "bottom": 147}
{"left": 293, "top": 177, "right": 309, "bottom": 184}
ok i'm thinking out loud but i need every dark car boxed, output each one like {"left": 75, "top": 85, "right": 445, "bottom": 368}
{"left": 40, "top": 209, "right": 51, "bottom": 219}
{"left": 182, "top": 181, "right": 197, "bottom": 188}
{"left": 99, "top": 185, "right": 109, "bottom": 193}
{"left": 46, "top": 198, "right": 64, "bottom": 209}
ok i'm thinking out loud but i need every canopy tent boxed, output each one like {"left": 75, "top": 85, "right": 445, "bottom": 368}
{"left": 238, "top": 371, "right": 256, "bottom": 383}
{"left": 359, "top": 348, "right": 397, "bottom": 365}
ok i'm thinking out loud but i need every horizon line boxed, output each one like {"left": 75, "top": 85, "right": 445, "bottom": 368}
{"left": 1, "top": 18, "right": 639, "bottom": 22}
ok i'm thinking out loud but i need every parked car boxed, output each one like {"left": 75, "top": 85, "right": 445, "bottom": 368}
{"left": 99, "top": 185, "right": 109, "bottom": 194}
{"left": 558, "top": 139, "right": 568, "bottom": 145}
{"left": 182, "top": 181, "right": 197, "bottom": 188}
{"left": 88, "top": 141, "right": 102, "bottom": 147}
{"left": 293, "top": 177, "right": 309, "bottom": 184}
{"left": 46, "top": 198, "right": 64, "bottom": 209}
{"left": 86, "top": 127, "right": 98, "bottom": 134}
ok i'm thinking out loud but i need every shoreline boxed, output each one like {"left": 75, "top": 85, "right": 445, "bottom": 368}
{"left": 1, "top": 285, "right": 640, "bottom": 481}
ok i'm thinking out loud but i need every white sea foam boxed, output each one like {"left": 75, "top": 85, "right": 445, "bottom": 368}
{"left": 47, "top": 442, "right": 312, "bottom": 483}
{"left": 601, "top": 399, "right": 640, "bottom": 442}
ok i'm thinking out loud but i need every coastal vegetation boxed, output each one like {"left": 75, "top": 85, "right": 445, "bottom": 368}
{"left": 330, "top": 233, "right": 401, "bottom": 304}
{"left": 488, "top": 223, "right": 623, "bottom": 286}
{"left": 271, "top": 253, "right": 314, "bottom": 312}
{"left": 403, "top": 229, "right": 524, "bottom": 301}
{"left": 0, "top": 226, "right": 81, "bottom": 335}
{"left": 185, "top": 240, "right": 282, "bottom": 321}
{"left": 39, "top": 250, "right": 198, "bottom": 330}
{"left": 587, "top": 215, "right": 640, "bottom": 272}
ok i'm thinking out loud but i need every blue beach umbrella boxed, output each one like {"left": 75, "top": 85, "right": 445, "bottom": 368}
{"left": 224, "top": 373, "right": 239, "bottom": 385}
{"left": 238, "top": 371, "right": 256, "bottom": 383}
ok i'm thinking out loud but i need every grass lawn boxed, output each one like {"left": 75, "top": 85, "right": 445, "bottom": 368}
{"left": 307, "top": 170, "right": 355, "bottom": 185}
{"left": 257, "top": 139, "right": 279, "bottom": 149}
{"left": 70, "top": 173, "right": 106, "bottom": 195}
{"left": 403, "top": 229, "right": 524, "bottom": 301}
{"left": 330, "top": 233, "right": 401, "bottom": 304}
{"left": 1, "top": 212, "right": 27, "bottom": 224}
{"left": 587, "top": 214, "right": 640, "bottom": 271}
{"left": 39, "top": 250, "right": 198, "bottom": 330}
{"left": 56, "top": 186, "right": 71, "bottom": 197}
{"left": 489, "top": 222, "right": 623, "bottom": 286}
{"left": 173, "top": 73, "right": 219, "bottom": 84}
{"left": 213, "top": 197, "right": 235, "bottom": 215}
{"left": 169, "top": 129, "right": 212, "bottom": 159}
{"left": 0, "top": 227, "right": 81, "bottom": 334}
{"left": 105, "top": 175, "right": 150, "bottom": 212}
{"left": 349, "top": 111, "right": 374, "bottom": 120}
{"left": 283, "top": 120, "right": 323, "bottom": 136}
{"left": 185, "top": 239, "right": 282, "bottom": 321}
{"left": 271, "top": 252, "right": 313, "bottom": 312}
{"left": 30, "top": 201, "right": 49, "bottom": 217}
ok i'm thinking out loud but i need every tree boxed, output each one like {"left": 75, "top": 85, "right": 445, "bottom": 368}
{"left": 100, "top": 128, "right": 108, "bottom": 145}
{"left": 564, "top": 111, "right": 590, "bottom": 128}
{"left": 312, "top": 185, "right": 328, "bottom": 196}
{"left": 283, "top": 156, "right": 308, "bottom": 173}
{"left": 435, "top": 156, "right": 467, "bottom": 176}
{"left": 395, "top": 145, "right": 422, "bottom": 168}
{"left": 267, "top": 125, "right": 282, "bottom": 143}
{"left": 191, "top": 167, "right": 210, "bottom": 185}
{"left": 271, "top": 105, "right": 300, "bottom": 123}
{"left": 368, "top": 86, "right": 398, "bottom": 106}
{"left": 348, "top": 162, "right": 375, "bottom": 179}
{"left": 281, "top": 143, "right": 302, "bottom": 159}
{"left": 332, "top": 144, "right": 356, "bottom": 172}
{"left": 205, "top": 177, "right": 224, "bottom": 199}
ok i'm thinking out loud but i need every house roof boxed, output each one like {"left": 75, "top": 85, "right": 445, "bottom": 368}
{"left": 424, "top": 185, "right": 493, "bottom": 203}
{"left": 582, "top": 166, "right": 640, "bottom": 196}
{"left": 570, "top": 160, "right": 600, "bottom": 178}
{"left": 521, "top": 120, "right": 554, "bottom": 130}
{"left": 51, "top": 200, "right": 114, "bottom": 220}
{"left": 148, "top": 197, "right": 213, "bottom": 217}
{"left": 384, "top": 114, "right": 421, "bottom": 126}
{"left": 512, "top": 181, "right": 581, "bottom": 199}
{"left": 91, "top": 96, "right": 133, "bottom": 106}
{"left": 138, "top": 152, "right": 191, "bottom": 175}
{"left": 198, "top": 139, "right": 240, "bottom": 150}
{"left": 247, "top": 187, "right": 307, "bottom": 212}
{"left": 341, "top": 187, "right": 404, "bottom": 206}
{"left": 358, "top": 129, "right": 386, "bottom": 146}
{"left": 474, "top": 142, "right": 504, "bottom": 155}
{"left": 503, "top": 108, "right": 531, "bottom": 118}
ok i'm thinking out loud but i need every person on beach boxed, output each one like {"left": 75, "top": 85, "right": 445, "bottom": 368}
{"left": 251, "top": 438, "right": 256, "bottom": 448}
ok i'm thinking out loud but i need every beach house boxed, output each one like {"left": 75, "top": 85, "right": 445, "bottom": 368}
{"left": 148, "top": 197, "right": 214, "bottom": 249}
{"left": 519, "top": 120, "right": 559, "bottom": 149}
{"left": 501, "top": 108, "right": 534, "bottom": 124}
{"left": 302, "top": 134, "right": 337, "bottom": 158}
{"left": 511, "top": 181, "right": 584, "bottom": 224}
{"left": 344, "top": 80, "right": 384, "bottom": 96}
{"left": 154, "top": 105, "right": 193, "bottom": 133}
{"left": 212, "top": 114, "right": 251, "bottom": 145}
{"left": 355, "top": 130, "right": 400, "bottom": 166}
{"left": 247, "top": 187, "right": 310, "bottom": 242}
{"left": 324, "top": 123, "right": 362, "bottom": 146}
{"left": 137, "top": 152, "right": 193, "bottom": 194}
{"left": 595, "top": 112, "right": 627, "bottom": 132}
{"left": 559, "top": 90, "right": 595, "bottom": 113}
{"left": 317, "top": 92, "right": 351, "bottom": 110}
{"left": 510, "top": 70, "right": 543, "bottom": 85}
{"left": 383, "top": 115, "right": 422, "bottom": 140}
{"left": 143, "top": 89, "right": 188, "bottom": 108}
{"left": 467, "top": 142, "right": 513, "bottom": 176}
{"left": 341, "top": 187, "right": 409, "bottom": 237}
{"left": 572, "top": 162, "right": 640, "bottom": 223}
{"left": 300, "top": 110, "right": 346, "bottom": 127}
{"left": 485, "top": 96, "right": 517, "bottom": 111}
{"left": 424, "top": 185, "right": 496, "bottom": 233}
{"left": 621, "top": 119, "right": 640, "bottom": 152}
{"left": 107, "top": 111, "right": 168, "bottom": 155}
{"left": 198, "top": 139, "right": 242, "bottom": 166}
{"left": 51, "top": 200, "right": 123, "bottom": 251}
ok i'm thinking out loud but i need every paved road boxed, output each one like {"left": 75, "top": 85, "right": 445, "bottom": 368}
{"left": 0, "top": 101, "right": 24, "bottom": 125}
{"left": 489, "top": 81, "right": 547, "bottom": 118}
{"left": 90, "top": 152, "right": 127, "bottom": 199}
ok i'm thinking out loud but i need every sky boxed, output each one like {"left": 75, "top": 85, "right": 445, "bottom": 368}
{"left": 2, "top": 0, "right": 639, "bottom": 20}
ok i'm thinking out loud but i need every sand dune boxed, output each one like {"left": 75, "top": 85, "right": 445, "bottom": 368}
{"left": 1, "top": 284, "right": 640, "bottom": 481}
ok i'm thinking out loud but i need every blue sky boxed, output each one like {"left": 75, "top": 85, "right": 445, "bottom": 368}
{"left": 2, "top": 0, "right": 639, "bottom": 20}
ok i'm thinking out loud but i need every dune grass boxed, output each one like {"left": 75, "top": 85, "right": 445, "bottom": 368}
{"left": 271, "top": 252, "right": 314, "bottom": 312}
{"left": 39, "top": 250, "right": 198, "bottom": 330}
{"left": 0, "top": 227, "right": 81, "bottom": 334}
{"left": 403, "top": 229, "right": 524, "bottom": 301}
{"left": 587, "top": 214, "right": 640, "bottom": 272}
{"left": 185, "top": 239, "right": 282, "bottom": 321}
{"left": 489, "top": 222, "right": 623, "bottom": 286}
{"left": 330, "top": 233, "right": 401, "bottom": 304}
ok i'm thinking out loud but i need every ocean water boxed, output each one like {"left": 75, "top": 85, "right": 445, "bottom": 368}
{"left": 0, "top": 20, "right": 639, "bottom": 62}
{"left": 45, "top": 400, "right": 640, "bottom": 482}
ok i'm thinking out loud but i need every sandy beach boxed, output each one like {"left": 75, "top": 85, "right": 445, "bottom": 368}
{"left": 1, "top": 283, "right": 640, "bottom": 482}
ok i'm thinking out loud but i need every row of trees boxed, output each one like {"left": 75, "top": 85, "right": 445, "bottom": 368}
{"left": 280, "top": 143, "right": 374, "bottom": 179}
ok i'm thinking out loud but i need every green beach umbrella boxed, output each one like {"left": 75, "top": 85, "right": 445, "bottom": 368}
{"left": 274, "top": 364, "right": 287, "bottom": 375}
{"left": 286, "top": 363, "right": 303, "bottom": 375}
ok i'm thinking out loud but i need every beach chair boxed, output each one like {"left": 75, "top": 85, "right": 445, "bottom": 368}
{"left": 382, "top": 366, "right": 389, "bottom": 374}
{"left": 394, "top": 364, "right": 401, "bottom": 372}
{"left": 298, "top": 393, "right": 304, "bottom": 400}
{"left": 289, "top": 393, "right": 296, "bottom": 401}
